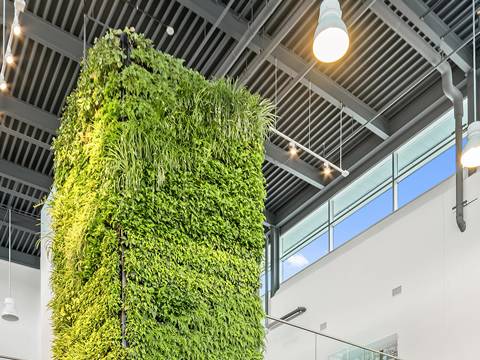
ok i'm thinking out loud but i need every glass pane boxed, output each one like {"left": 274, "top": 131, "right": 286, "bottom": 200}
{"left": 333, "top": 187, "right": 393, "bottom": 249}
{"left": 397, "top": 99, "right": 466, "bottom": 173}
{"left": 280, "top": 203, "right": 328, "bottom": 256}
{"left": 398, "top": 143, "right": 456, "bottom": 208}
{"left": 333, "top": 156, "right": 392, "bottom": 218}
{"left": 260, "top": 271, "right": 270, "bottom": 297}
{"left": 282, "top": 231, "right": 329, "bottom": 281}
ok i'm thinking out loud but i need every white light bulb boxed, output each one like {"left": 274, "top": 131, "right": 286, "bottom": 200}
{"left": 313, "top": 0, "right": 349, "bottom": 63}
{"left": 0, "top": 74, "right": 7, "bottom": 91}
{"left": 461, "top": 122, "right": 480, "bottom": 168}
{"left": 12, "top": 12, "right": 21, "bottom": 36}
{"left": 166, "top": 26, "right": 175, "bottom": 36}
{"left": 323, "top": 162, "right": 332, "bottom": 177}
{"left": 5, "top": 48, "right": 14, "bottom": 65}
{"left": 13, "top": 23, "right": 21, "bottom": 36}
{"left": 288, "top": 142, "right": 298, "bottom": 158}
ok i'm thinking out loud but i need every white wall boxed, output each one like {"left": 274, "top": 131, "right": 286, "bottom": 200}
{"left": 266, "top": 172, "right": 480, "bottom": 360}
{"left": 0, "top": 260, "right": 40, "bottom": 360}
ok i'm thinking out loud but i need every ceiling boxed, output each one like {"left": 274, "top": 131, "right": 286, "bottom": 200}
{"left": 0, "top": 0, "right": 477, "bottom": 268}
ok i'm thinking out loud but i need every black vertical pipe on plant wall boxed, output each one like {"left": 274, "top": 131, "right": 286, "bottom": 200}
{"left": 119, "top": 32, "right": 131, "bottom": 123}
{"left": 264, "top": 232, "right": 270, "bottom": 324}
{"left": 119, "top": 32, "right": 131, "bottom": 348}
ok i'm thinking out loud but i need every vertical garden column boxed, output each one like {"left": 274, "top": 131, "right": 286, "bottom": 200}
{"left": 50, "top": 29, "right": 272, "bottom": 360}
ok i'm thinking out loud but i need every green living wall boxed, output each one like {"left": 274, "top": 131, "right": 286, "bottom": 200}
{"left": 50, "top": 29, "right": 272, "bottom": 359}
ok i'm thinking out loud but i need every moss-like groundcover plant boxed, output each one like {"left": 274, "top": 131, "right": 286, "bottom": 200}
{"left": 50, "top": 29, "right": 273, "bottom": 359}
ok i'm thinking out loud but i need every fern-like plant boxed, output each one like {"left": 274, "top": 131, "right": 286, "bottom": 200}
{"left": 50, "top": 29, "right": 272, "bottom": 359}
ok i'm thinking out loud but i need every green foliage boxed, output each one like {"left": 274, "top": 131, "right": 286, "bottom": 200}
{"left": 51, "top": 29, "right": 273, "bottom": 359}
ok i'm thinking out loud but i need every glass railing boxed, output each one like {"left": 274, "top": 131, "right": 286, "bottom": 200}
{"left": 265, "top": 315, "right": 401, "bottom": 360}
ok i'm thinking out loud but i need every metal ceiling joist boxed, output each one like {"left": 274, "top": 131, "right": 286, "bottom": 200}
{"left": 0, "top": 246, "right": 40, "bottom": 268}
{"left": 0, "top": 207, "right": 39, "bottom": 234}
{"left": 0, "top": 1, "right": 83, "bottom": 62}
{"left": 370, "top": 1, "right": 442, "bottom": 66}
{"left": 214, "top": 0, "right": 284, "bottom": 77}
{"left": 392, "top": 0, "right": 472, "bottom": 73}
{"left": 275, "top": 66, "right": 467, "bottom": 232}
{"left": 0, "top": 123, "right": 52, "bottom": 150}
{"left": 265, "top": 142, "right": 326, "bottom": 190}
{"left": 0, "top": 159, "right": 51, "bottom": 193}
{"left": 176, "top": 0, "right": 390, "bottom": 140}
{"left": 238, "top": 0, "right": 317, "bottom": 85}
{"left": 0, "top": 183, "right": 39, "bottom": 203}
{"left": 0, "top": 94, "right": 60, "bottom": 134}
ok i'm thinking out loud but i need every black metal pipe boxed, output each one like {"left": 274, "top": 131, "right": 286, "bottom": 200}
{"left": 119, "top": 32, "right": 131, "bottom": 347}
{"left": 438, "top": 62, "right": 466, "bottom": 232}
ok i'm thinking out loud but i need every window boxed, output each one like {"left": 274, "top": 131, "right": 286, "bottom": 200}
{"left": 260, "top": 270, "right": 270, "bottom": 297}
{"left": 396, "top": 99, "right": 466, "bottom": 173}
{"left": 333, "top": 157, "right": 392, "bottom": 218}
{"left": 274, "top": 99, "right": 467, "bottom": 285}
{"left": 398, "top": 143, "right": 456, "bottom": 207}
{"left": 282, "top": 230, "right": 329, "bottom": 281}
{"left": 333, "top": 187, "right": 393, "bottom": 249}
{"left": 281, "top": 203, "right": 328, "bottom": 256}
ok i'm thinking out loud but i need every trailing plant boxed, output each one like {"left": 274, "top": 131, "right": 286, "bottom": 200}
{"left": 51, "top": 28, "right": 273, "bottom": 359}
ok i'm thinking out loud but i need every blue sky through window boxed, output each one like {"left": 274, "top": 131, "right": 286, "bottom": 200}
{"left": 333, "top": 188, "right": 393, "bottom": 249}
{"left": 282, "top": 231, "right": 329, "bottom": 281}
{"left": 398, "top": 144, "right": 456, "bottom": 208}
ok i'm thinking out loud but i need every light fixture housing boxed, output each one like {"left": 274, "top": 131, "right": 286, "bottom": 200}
{"left": 1, "top": 297, "right": 19, "bottom": 322}
{"left": 461, "top": 122, "right": 480, "bottom": 168}
{"left": 14, "top": 0, "right": 26, "bottom": 12}
{"left": 313, "top": 0, "right": 349, "bottom": 63}
{"left": 166, "top": 26, "right": 175, "bottom": 36}
{"left": 12, "top": 0, "right": 25, "bottom": 36}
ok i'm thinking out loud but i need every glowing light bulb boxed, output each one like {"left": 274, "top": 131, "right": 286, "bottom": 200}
{"left": 5, "top": 50, "right": 14, "bottom": 65}
{"left": 0, "top": 74, "right": 7, "bottom": 91}
{"left": 288, "top": 142, "right": 298, "bottom": 158}
{"left": 313, "top": 0, "right": 349, "bottom": 63}
{"left": 13, "top": 24, "right": 21, "bottom": 36}
{"left": 323, "top": 162, "right": 332, "bottom": 177}
{"left": 12, "top": 13, "right": 21, "bottom": 36}
{"left": 461, "top": 122, "right": 480, "bottom": 168}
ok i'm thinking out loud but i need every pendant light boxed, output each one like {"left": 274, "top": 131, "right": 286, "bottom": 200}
{"left": 462, "top": 122, "right": 480, "bottom": 167}
{"left": 313, "top": 0, "right": 349, "bottom": 63}
{"left": 2, "top": 209, "right": 19, "bottom": 322}
{"left": 462, "top": 0, "right": 480, "bottom": 168}
{"left": 12, "top": 0, "right": 25, "bottom": 36}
